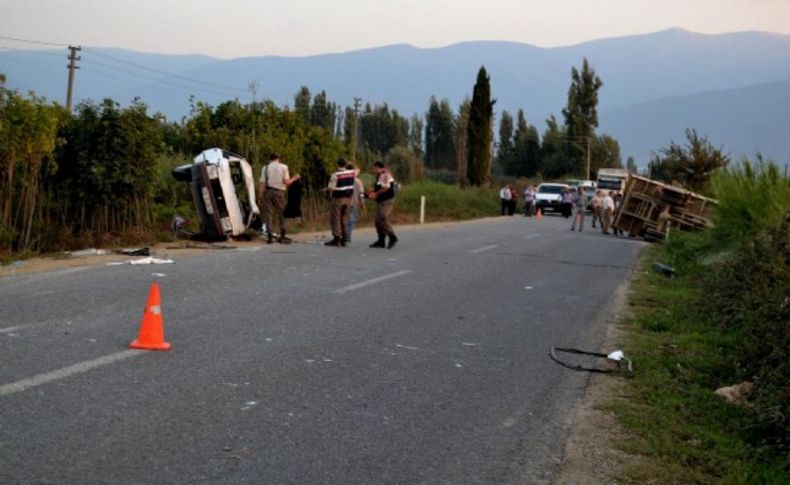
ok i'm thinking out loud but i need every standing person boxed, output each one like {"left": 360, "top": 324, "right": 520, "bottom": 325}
{"left": 499, "top": 184, "right": 512, "bottom": 216}
{"left": 508, "top": 185, "right": 518, "bottom": 216}
{"left": 259, "top": 153, "right": 300, "bottom": 244}
{"left": 570, "top": 187, "right": 587, "bottom": 231}
{"left": 523, "top": 185, "right": 536, "bottom": 217}
{"left": 561, "top": 187, "right": 574, "bottom": 218}
{"left": 346, "top": 162, "right": 365, "bottom": 242}
{"left": 612, "top": 192, "right": 623, "bottom": 236}
{"left": 325, "top": 157, "right": 355, "bottom": 247}
{"left": 601, "top": 191, "right": 614, "bottom": 234}
{"left": 591, "top": 190, "right": 604, "bottom": 228}
{"left": 368, "top": 161, "right": 398, "bottom": 249}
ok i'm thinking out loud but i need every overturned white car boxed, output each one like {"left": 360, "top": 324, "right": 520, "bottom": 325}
{"left": 172, "top": 148, "right": 259, "bottom": 241}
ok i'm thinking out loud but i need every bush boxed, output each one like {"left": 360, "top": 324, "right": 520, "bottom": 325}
{"left": 396, "top": 180, "right": 499, "bottom": 220}
{"left": 701, "top": 217, "right": 790, "bottom": 447}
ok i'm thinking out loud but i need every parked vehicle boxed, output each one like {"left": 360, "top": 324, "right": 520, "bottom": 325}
{"left": 535, "top": 183, "right": 570, "bottom": 213}
{"left": 172, "top": 148, "right": 259, "bottom": 241}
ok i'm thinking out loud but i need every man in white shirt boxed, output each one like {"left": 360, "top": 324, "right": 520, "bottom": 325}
{"left": 500, "top": 184, "right": 512, "bottom": 216}
{"left": 259, "top": 153, "right": 300, "bottom": 244}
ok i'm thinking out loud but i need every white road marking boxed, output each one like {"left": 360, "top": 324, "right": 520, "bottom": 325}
{"left": 524, "top": 234, "right": 542, "bottom": 240}
{"left": 335, "top": 270, "right": 413, "bottom": 294}
{"left": 0, "top": 349, "right": 142, "bottom": 397}
{"left": 395, "top": 343, "right": 418, "bottom": 351}
{"left": 0, "top": 319, "right": 65, "bottom": 335}
{"left": 469, "top": 244, "right": 499, "bottom": 254}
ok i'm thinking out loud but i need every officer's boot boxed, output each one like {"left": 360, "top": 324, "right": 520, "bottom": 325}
{"left": 387, "top": 234, "right": 398, "bottom": 249}
{"left": 266, "top": 233, "right": 274, "bottom": 244}
{"left": 278, "top": 229, "right": 292, "bottom": 244}
{"left": 324, "top": 237, "right": 342, "bottom": 247}
{"left": 369, "top": 237, "right": 386, "bottom": 248}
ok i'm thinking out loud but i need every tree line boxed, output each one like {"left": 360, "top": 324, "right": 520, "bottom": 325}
{"left": 3, "top": 57, "right": 725, "bottom": 255}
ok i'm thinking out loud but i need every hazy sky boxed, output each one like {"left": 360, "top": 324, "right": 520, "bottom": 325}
{"left": 2, "top": 0, "right": 789, "bottom": 58}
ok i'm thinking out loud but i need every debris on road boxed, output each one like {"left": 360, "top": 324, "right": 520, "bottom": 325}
{"left": 69, "top": 248, "right": 108, "bottom": 257}
{"left": 653, "top": 261, "right": 678, "bottom": 277}
{"left": 106, "top": 257, "right": 175, "bottom": 266}
{"left": 550, "top": 347, "right": 633, "bottom": 373}
{"left": 112, "top": 247, "right": 151, "bottom": 256}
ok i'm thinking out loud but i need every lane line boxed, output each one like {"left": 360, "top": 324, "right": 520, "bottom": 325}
{"left": 335, "top": 270, "right": 413, "bottom": 294}
{"left": 0, "top": 319, "right": 68, "bottom": 335}
{"left": 469, "top": 245, "right": 499, "bottom": 254}
{"left": 0, "top": 349, "right": 143, "bottom": 397}
{"left": 524, "top": 234, "right": 542, "bottom": 240}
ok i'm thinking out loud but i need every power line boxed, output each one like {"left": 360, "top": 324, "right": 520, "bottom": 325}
{"left": 83, "top": 47, "right": 247, "bottom": 95}
{"left": 85, "top": 58, "right": 245, "bottom": 99}
{"left": 0, "top": 45, "right": 64, "bottom": 57}
{"left": 0, "top": 34, "right": 68, "bottom": 48}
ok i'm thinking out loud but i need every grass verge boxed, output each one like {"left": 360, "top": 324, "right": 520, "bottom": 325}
{"left": 611, "top": 246, "right": 789, "bottom": 483}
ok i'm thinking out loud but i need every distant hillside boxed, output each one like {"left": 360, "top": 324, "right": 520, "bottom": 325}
{"left": 600, "top": 78, "right": 790, "bottom": 165}
{"left": 1, "top": 28, "right": 789, "bottom": 164}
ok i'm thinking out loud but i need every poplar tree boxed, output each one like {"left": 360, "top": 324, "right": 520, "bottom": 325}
{"left": 466, "top": 67, "right": 495, "bottom": 186}
{"left": 562, "top": 58, "right": 603, "bottom": 175}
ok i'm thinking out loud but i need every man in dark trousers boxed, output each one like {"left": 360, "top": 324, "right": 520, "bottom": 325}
{"left": 259, "top": 153, "right": 300, "bottom": 244}
{"left": 325, "top": 157, "right": 355, "bottom": 247}
{"left": 368, "top": 161, "right": 398, "bottom": 249}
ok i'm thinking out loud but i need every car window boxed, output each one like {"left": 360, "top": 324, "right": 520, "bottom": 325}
{"left": 538, "top": 186, "right": 564, "bottom": 194}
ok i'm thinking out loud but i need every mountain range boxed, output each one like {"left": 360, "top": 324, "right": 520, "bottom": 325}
{"left": 1, "top": 28, "right": 789, "bottom": 167}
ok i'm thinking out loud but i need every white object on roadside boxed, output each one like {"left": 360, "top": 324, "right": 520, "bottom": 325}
{"left": 69, "top": 248, "right": 107, "bottom": 257}
{"left": 130, "top": 257, "right": 174, "bottom": 265}
{"left": 607, "top": 350, "right": 625, "bottom": 361}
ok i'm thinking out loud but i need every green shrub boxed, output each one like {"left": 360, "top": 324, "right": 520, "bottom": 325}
{"left": 396, "top": 180, "right": 499, "bottom": 220}
{"left": 710, "top": 159, "right": 790, "bottom": 248}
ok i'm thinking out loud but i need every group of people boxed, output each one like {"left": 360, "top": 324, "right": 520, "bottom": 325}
{"left": 499, "top": 182, "right": 624, "bottom": 235}
{"left": 257, "top": 154, "right": 398, "bottom": 249}
{"left": 566, "top": 187, "right": 623, "bottom": 235}
{"left": 500, "top": 184, "right": 538, "bottom": 217}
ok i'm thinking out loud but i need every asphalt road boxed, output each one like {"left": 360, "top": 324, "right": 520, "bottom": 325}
{"left": 0, "top": 214, "right": 645, "bottom": 484}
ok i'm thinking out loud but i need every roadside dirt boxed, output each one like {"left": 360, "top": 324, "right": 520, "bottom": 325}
{"left": 551, "top": 274, "right": 642, "bottom": 485}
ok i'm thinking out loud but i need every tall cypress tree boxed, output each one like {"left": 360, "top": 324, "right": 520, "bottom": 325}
{"left": 466, "top": 67, "right": 495, "bottom": 186}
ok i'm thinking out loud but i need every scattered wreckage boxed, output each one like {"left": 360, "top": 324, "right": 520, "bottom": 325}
{"left": 172, "top": 148, "right": 260, "bottom": 242}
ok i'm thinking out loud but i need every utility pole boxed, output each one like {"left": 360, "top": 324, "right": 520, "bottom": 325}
{"left": 586, "top": 136, "right": 591, "bottom": 180}
{"left": 351, "top": 97, "right": 361, "bottom": 161}
{"left": 248, "top": 81, "right": 259, "bottom": 164}
{"left": 66, "top": 45, "right": 81, "bottom": 113}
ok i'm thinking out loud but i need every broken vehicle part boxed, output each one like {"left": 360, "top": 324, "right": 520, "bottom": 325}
{"left": 549, "top": 346, "right": 633, "bottom": 373}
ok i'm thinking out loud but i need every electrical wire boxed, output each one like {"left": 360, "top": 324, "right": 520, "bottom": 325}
{"left": 0, "top": 34, "right": 68, "bottom": 48}
{"left": 84, "top": 58, "right": 246, "bottom": 99}
{"left": 83, "top": 47, "right": 247, "bottom": 95}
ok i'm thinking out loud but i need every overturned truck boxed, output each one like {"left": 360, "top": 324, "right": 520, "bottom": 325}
{"left": 613, "top": 174, "right": 716, "bottom": 242}
{"left": 172, "top": 148, "right": 259, "bottom": 241}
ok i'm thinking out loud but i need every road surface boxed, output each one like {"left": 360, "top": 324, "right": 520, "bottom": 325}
{"left": 0, "top": 215, "right": 645, "bottom": 484}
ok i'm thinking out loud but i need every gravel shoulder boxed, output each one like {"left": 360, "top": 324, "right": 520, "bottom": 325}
{"left": 552, "top": 270, "right": 643, "bottom": 485}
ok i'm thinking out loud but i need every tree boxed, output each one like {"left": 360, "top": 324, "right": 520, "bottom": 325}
{"left": 562, "top": 58, "right": 603, "bottom": 175}
{"left": 626, "top": 156, "right": 637, "bottom": 173}
{"left": 408, "top": 113, "right": 424, "bottom": 160}
{"left": 424, "top": 97, "right": 456, "bottom": 170}
{"left": 649, "top": 128, "right": 730, "bottom": 191}
{"left": 466, "top": 67, "right": 495, "bottom": 186}
{"left": 512, "top": 109, "right": 541, "bottom": 177}
{"left": 310, "top": 90, "right": 336, "bottom": 132}
{"left": 294, "top": 86, "right": 311, "bottom": 124}
{"left": 540, "top": 116, "right": 569, "bottom": 179}
{"left": 590, "top": 134, "right": 623, "bottom": 176}
{"left": 456, "top": 98, "right": 471, "bottom": 187}
{"left": 497, "top": 110, "right": 514, "bottom": 175}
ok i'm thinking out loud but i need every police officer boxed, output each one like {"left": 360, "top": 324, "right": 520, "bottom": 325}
{"left": 259, "top": 153, "right": 300, "bottom": 244}
{"left": 325, "top": 157, "right": 355, "bottom": 247}
{"left": 368, "top": 161, "right": 398, "bottom": 249}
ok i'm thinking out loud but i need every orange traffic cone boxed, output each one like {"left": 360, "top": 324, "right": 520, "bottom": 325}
{"left": 536, "top": 208, "right": 542, "bottom": 220}
{"left": 130, "top": 282, "right": 171, "bottom": 351}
